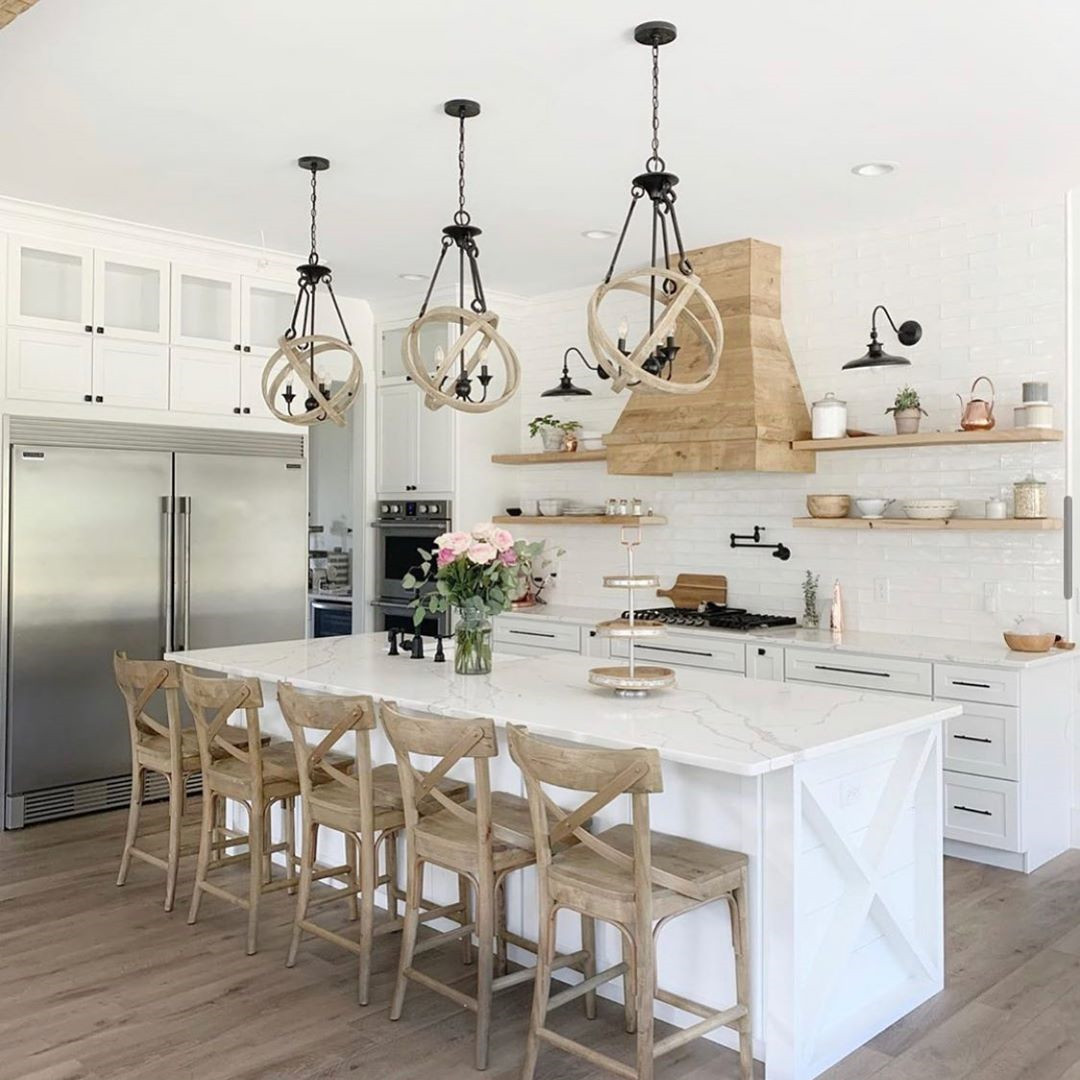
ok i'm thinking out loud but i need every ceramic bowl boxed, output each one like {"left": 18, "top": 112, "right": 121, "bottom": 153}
{"left": 504, "top": 507, "right": 523, "bottom": 517}
{"left": 538, "top": 499, "right": 565, "bottom": 516}
{"left": 855, "top": 497, "right": 892, "bottom": 519}
{"left": 902, "top": 499, "right": 958, "bottom": 520}
{"left": 1003, "top": 631, "right": 1055, "bottom": 653}
{"left": 806, "top": 494, "right": 851, "bottom": 519}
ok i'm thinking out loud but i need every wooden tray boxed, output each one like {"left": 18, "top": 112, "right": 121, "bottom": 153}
{"left": 656, "top": 574, "right": 728, "bottom": 608}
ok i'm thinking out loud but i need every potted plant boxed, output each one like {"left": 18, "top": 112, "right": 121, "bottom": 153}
{"left": 404, "top": 524, "right": 542, "bottom": 675}
{"left": 529, "top": 414, "right": 580, "bottom": 452}
{"left": 885, "top": 386, "right": 928, "bottom": 435}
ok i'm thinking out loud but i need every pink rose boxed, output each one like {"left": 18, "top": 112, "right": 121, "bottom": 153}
{"left": 467, "top": 541, "right": 497, "bottom": 565}
{"left": 471, "top": 522, "right": 494, "bottom": 540}
{"left": 498, "top": 548, "right": 518, "bottom": 566}
{"left": 435, "top": 531, "right": 471, "bottom": 556}
{"left": 436, "top": 547, "right": 456, "bottom": 567}
{"left": 489, "top": 527, "right": 514, "bottom": 552}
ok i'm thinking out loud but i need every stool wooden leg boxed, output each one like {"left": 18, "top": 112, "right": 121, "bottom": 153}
{"left": 116, "top": 765, "right": 144, "bottom": 887}
{"left": 581, "top": 914, "right": 597, "bottom": 1020}
{"left": 475, "top": 866, "right": 496, "bottom": 1070}
{"left": 731, "top": 883, "right": 753, "bottom": 1080}
{"left": 261, "top": 801, "right": 273, "bottom": 886}
{"left": 459, "top": 873, "right": 474, "bottom": 965}
{"left": 347, "top": 834, "right": 360, "bottom": 922}
{"left": 284, "top": 796, "right": 297, "bottom": 895}
{"left": 621, "top": 931, "right": 637, "bottom": 1034}
{"left": 187, "top": 791, "right": 214, "bottom": 925}
{"left": 286, "top": 819, "right": 317, "bottom": 968}
{"left": 385, "top": 830, "right": 400, "bottom": 920}
{"left": 633, "top": 922, "right": 655, "bottom": 1080}
{"left": 358, "top": 831, "right": 377, "bottom": 1006}
{"left": 494, "top": 874, "right": 508, "bottom": 978}
{"left": 164, "top": 768, "right": 184, "bottom": 913}
{"left": 390, "top": 852, "right": 423, "bottom": 1021}
{"left": 520, "top": 896, "right": 556, "bottom": 1080}
{"left": 247, "top": 799, "right": 264, "bottom": 956}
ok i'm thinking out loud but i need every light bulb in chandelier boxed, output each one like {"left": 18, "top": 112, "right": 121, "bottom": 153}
{"left": 584, "top": 22, "right": 723, "bottom": 396}
{"left": 402, "top": 100, "right": 520, "bottom": 414}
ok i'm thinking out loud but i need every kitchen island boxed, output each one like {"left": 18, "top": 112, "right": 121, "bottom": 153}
{"left": 169, "top": 632, "right": 961, "bottom": 1080}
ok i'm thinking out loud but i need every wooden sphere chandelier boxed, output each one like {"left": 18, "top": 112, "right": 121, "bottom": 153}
{"left": 584, "top": 22, "right": 723, "bottom": 395}
{"left": 261, "top": 156, "right": 362, "bottom": 427}
{"left": 402, "top": 100, "right": 520, "bottom": 414}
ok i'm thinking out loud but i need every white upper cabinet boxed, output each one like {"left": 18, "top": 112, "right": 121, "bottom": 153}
{"left": 416, "top": 396, "right": 454, "bottom": 492}
{"left": 169, "top": 346, "right": 242, "bottom": 415}
{"left": 241, "top": 277, "right": 296, "bottom": 355}
{"left": 91, "top": 339, "right": 170, "bottom": 410}
{"left": 171, "top": 266, "right": 242, "bottom": 351}
{"left": 7, "top": 327, "right": 93, "bottom": 403}
{"left": 376, "top": 382, "right": 455, "bottom": 494}
{"left": 8, "top": 237, "right": 93, "bottom": 333}
{"left": 379, "top": 318, "right": 446, "bottom": 384}
{"left": 93, "top": 251, "right": 169, "bottom": 343}
{"left": 240, "top": 354, "right": 273, "bottom": 419}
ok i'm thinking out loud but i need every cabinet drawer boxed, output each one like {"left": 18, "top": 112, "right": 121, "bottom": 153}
{"left": 944, "top": 771, "right": 1019, "bottom": 851}
{"left": 784, "top": 648, "right": 931, "bottom": 696}
{"left": 944, "top": 703, "right": 1019, "bottom": 781}
{"left": 494, "top": 618, "right": 581, "bottom": 654}
{"left": 610, "top": 635, "right": 745, "bottom": 673}
{"left": 934, "top": 663, "right": 1019, "bottom": 707}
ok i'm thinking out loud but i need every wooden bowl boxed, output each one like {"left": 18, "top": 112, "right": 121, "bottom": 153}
{"left": 1003, "top": 631, "right": 1055, "bottom": 653}
{"left": 806, "top": 494, "right": 851, "bottom": 519}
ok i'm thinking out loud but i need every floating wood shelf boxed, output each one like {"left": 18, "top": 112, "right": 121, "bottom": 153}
{"left": 493, "top": 515, "right": 666, "bottom": 526}
{"left": 793, "top": 517, "right": 1062, "bottom": 531}
{"left": 791, "top": 428, "right": 1063, "bottom": 452}
{"left": 491, "top": 449, "right": 608, "bottom": 465}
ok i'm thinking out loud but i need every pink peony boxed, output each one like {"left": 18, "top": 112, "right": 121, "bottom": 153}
{"left": 471, "top": 522, "right": 494, "bottom": 540}
{"left": 489, "top": 527, "right": 514, "bottom": 552}
{"left": 467, "top": 541, "right": 497, "bottom": 565}
{"left": 436, "top": 547, "right": 456, "bottom": 567}
{"left": 498, "top": 548, "right": 518, "bottom": 566}
{"left": 435, "top": 531, "right": 471, "bottom": 555}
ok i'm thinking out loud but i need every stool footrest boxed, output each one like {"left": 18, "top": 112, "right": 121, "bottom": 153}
{"left": 536, "top": 1029, "right": 636, "bottom": 1080}
{"left": 547, "top": 961, "right": 627, "bottom": 1012}
{"left": 413, "top": 922, "right": 475, "bottom": 956}
{"left": 403, "top": 967, "right": 478, "bottom": 1013}
{"left": 653, "top": 1001, "right": 747, "bottom": 1058}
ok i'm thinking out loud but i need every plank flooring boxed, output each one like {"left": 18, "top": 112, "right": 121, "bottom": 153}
{"left": 3, "top": 805, "right": 1080, "bottom": 1080}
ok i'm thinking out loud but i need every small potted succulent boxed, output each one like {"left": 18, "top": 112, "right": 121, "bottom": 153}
{"left": 885, "top": 386, "right": 928, "bottom": 435}
{"left": 529, "top": 415, "right": 581, "bottom": 452}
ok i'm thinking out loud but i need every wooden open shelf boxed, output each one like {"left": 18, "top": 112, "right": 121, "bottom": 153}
{"left": 793, "top": 517, "right": 1062, "bottom": 531}
{"left": 493, "top": 515, "right": 666, "bottom": 526}
{"left": 791, "top": 428, "right": 1063, "bottom": 452}
{"left": 491, "top": 449, "right": 608, "bottom": 465}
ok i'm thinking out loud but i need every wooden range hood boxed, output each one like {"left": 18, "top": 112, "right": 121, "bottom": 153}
{"left": 603, "top": 237, "right": 816, "bottom": 474}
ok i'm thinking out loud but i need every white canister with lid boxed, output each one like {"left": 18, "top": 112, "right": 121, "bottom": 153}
{"left": 811, "top": 392, "right": 848, "bottom": 440}
{"left": 1013, "top": 475, "right": 1047, "bottom": 519}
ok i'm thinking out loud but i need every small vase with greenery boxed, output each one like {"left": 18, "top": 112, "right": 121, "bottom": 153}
{"left": 802, "top": 571, "right": 820, "bottom": 629}
{"left": 529, "top": 414, "right": 580, "bottom": 452}
{"left": 885, "top": 386, "right": 928, "bottom": 435}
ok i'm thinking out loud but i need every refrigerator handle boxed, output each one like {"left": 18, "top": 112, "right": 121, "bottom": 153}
{"left": 161, "top": 495, "right": 175, "bottom": 654}
{"left": 176, "top": 496, "right": 192, "bottom": 651}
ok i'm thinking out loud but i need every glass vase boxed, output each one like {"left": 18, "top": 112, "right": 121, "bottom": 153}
{"left": 454, "top": 611, "right": 493, "bottom": 675}
{"left": 802, "top": 596, "right": 820, "bottom": 629}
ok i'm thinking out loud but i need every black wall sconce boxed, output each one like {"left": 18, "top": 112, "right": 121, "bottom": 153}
{"left": 541, "top": 346, "right": 607, "bottom": 398}
{"left": 730, "top": 525, "right": 791, "bottom": 560}
{"left": 843, "top": 305, "right": 922, "bottom": 370}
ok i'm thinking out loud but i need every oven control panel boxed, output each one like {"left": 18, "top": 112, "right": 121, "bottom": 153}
{"left": 376, "top": 499, "right": 451, "bottom": 523}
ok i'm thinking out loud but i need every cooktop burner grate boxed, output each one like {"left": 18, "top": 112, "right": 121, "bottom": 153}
{"left": 623, "top": 604, "right": 797, "bottom": 631}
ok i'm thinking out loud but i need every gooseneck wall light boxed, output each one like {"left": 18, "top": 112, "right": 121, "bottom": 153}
{"left": 843, "top": 305, "right": 923, "bottom": 370}
{"left": 402, "top": 100, "right": 520, "bottom": 414}
{"left": 584, "top": 21, "right": 723, "bottom": 395}
{"left": 261, "top": 156, "right": 362, "bottom": 427}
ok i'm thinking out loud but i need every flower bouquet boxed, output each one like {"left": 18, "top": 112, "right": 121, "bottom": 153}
{"left": 403, "top": 523, "right": 542, "bottom": 675}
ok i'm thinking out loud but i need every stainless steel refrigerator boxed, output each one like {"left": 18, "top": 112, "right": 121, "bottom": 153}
{"left": 3, "top": 419, "right": 307, "bottom": 828}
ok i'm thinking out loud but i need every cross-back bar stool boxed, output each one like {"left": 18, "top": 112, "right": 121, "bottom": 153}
{"left": 508, "top": 724, "right": 753, "bottom": 1080}
{"left": 181, "top": 668, "right": 351, "bottom": 955}
{"left": 382, "top": 701, "right": 597, "bottom": 1071}
{"left": 113, "top": 653, "right": 257, "bottom": 912}
{"left": 277, "top": 682, "right": 470, "bottom": 1005}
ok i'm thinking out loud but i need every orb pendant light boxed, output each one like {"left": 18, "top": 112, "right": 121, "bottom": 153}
{"left": 586, "top": 22, "right": 723, "bottom": 395}
{"left": 262, "top": 156, "right": 362, "bottom": 427}
{"left": 402, "top": 100, "right": 520, "bottom": 414}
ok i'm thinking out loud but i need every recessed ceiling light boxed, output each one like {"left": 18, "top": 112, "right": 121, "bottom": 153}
{"left": 582, "top": 229, "right": 616, "bottom": 240}
{"left": 851, "top": 162, "right": 896, "bottom": 177}
{"left": 398, "top": 272, "right": 428, "bottom": 281}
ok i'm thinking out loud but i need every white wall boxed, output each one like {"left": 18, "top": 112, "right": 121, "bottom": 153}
{"left": 498, "top": 197, "right": 1067, "bottom": 643}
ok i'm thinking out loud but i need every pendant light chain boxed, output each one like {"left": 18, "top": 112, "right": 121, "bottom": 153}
{"left": 648, "top": 42, "right": 664, "bottom": 172}
{"left": 456, "top": 109, "right": 470, "bottom": 225}
{"left": 308, "top": 164, "right": 320, "bottom": 263}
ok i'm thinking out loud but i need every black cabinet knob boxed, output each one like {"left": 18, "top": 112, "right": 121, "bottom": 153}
{"left": 233, "top": 406, "right": 241, "bottom": 414}
{"left": 242, "top": 345, "right": 251, "bottom": 353}
{"left": 84, "top": 325, "right": 93, "bottom": 333}
{"left": 95, "top": 326, "right": 104, "bottom": 334}
{"left": 83, "top": 394, "right": 92, "bottom": 402}
{"left": 233, "top": 343, "right": 241, "bottom": 351}
{"left": 242, "top": 407, "right": 251, "bottom": 414}
{"left": 95, "top": 395, "right": 103, "bottom": 403}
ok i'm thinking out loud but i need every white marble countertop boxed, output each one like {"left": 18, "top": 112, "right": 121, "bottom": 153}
{"left": 167, "top": 632, "right": 958, "bottom": 777}
{"left": 498, "top": 604, "right": 1074, "bottom": 669}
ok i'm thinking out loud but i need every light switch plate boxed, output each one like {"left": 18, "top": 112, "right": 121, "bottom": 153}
{"left": 874, "top": 577, "right": 890, "bottom": 603}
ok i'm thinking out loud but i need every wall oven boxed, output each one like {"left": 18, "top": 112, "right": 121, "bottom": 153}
{"left": 371, "top": 499, "right": 451, "bottom": 636}
{"left": 310, "top": 597, "right": 353, "bottom": 638}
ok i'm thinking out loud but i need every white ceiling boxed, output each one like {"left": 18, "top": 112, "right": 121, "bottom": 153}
{"left": 2, "top": 0, "right": 1080, "bottom": 301}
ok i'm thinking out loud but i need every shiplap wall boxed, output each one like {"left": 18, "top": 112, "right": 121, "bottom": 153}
{"left": 499, "top": 198, "right": 1067, "bottom": 642}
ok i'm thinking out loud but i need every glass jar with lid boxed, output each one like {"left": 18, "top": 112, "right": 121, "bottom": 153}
{"left": 811, "top": 392, "right": 848, "bottom": 440}
{"left": 1013, "top": 475, "right": 1046, "bottom": 519}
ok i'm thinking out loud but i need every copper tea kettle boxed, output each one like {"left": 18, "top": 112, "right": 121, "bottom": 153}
{"left": 957, "top": 376, "right": 996, "bottom": 431}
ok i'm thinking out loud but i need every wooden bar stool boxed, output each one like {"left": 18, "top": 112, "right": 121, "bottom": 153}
{"left": 181, "top": 668, "right": 351, "bottom": 955}
{"left": 277, "top": 682, "right": 470, "bottom": 1005}
{"left": 113, "top": 653, "right": 256, "bottom": 912}
{"left": 508, "top": 724, "right": 753, "bottom": 1080}
{"left": 382, "top": 701, "right": 596, "bottom": 1071}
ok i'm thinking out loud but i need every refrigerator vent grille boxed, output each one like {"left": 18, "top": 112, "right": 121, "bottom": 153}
{"left": 8, "top": 418, "right": 304, "bottom": 458}
{"left": 18, "top": 771, "right": 203, "bottom": 827}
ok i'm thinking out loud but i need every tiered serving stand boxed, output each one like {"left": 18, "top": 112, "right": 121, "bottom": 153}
{"left": 588, "top": 526, "right": 676, "bottom": 697}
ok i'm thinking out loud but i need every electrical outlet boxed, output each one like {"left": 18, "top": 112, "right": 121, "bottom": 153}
{"left": 874, "top": 577, "right": 890, "bottom": 603}
{"left": 984, "top": 582, "right": 1000, "bottom": 613}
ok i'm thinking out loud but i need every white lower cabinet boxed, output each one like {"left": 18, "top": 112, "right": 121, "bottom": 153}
{"left": 610, "top": 633, "right": 745, "bottom": 674}
{"left": 7, "top": 327, "right": 93, "bottom": 403}
{"left": 746, "top": 643, "right": 784, "bottom": 681}
{"left": 169, "top": 346, "right": 240, "bottom": 416}
{"left": 943, "top": 702, "right": 1019, "bottom": 782}
{"left": 944, "top": 771, "right": 1020, "bottom": 851}
{"left": 785, "top": 648, "right": 932, "bottom": 696}
{"left": 494, "top": 616, "right": 582, "bottom": 656}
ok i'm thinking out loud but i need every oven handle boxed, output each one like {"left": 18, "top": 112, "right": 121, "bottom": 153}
{"left": 311, "top": 599, "right": 352, "bottom": 611}
{"left": 370, "top": 521, "right": 451, "bottom": 530}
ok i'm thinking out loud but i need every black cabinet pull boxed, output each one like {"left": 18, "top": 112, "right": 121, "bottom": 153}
{"left": 242, "top": 345, "right": 251, "bottom": 353}
{"left": 233, "top": 406, "right": 241, "bottom": 414}
{"left": 84, "top": 324, "right": 93, "bottom": 333}
{"left": 509, "top": 629, "right": 556, "bottom": 639}
{"left": 952, "top": 680, "right": 991, "bottom": 690}
{"left": 242, "top": 407, "right": 251, "bottom": 414}
{"left": 953, "top": 804, "right": 992, "bottom": 816}
{"left": 94, "top": 395, "right": 103, "bottom": 403}
{"left": 83, "top": 394, "right": 92, "bottom": 402}
{"left": 814, "top": 664, "right": 890, "bottom": 678}
{"left": 234, "top": 343, "right": 241, "bottom": 351}
{"left": 952, "top": 734, "right": 993, "bottom": 744}
{"left": 758, "top": 647, "right": 766, "bottom": 656}
{"left": 638, "top": 644, "right": 712, "bottom": 658}
{"left": 95, "top": 326, "right": 104, "bottom": 334}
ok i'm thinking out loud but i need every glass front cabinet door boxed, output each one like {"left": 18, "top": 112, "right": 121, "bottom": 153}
{"left": 171, "top": 266, "right": 242, "bottom": 351}
{"left": 93, "top": 251, "right": 170, "bottom": 343}
{"left": 241, "top": 277, "right": 297, "bottom": 355}
{"left": 7, "top": 237, "right": 94, "bottom": 334}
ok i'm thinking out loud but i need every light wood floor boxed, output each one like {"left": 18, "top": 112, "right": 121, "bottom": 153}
{"left": 3, "top": 806, "right": 1080, "bottom": 1080}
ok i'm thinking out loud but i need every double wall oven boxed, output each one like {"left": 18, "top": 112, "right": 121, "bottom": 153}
{"left": 371, "top": 499, "right": 451, "bottom": 637}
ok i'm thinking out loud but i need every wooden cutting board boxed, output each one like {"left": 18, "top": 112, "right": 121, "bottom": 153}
{"left": 656, "top": 574, "right": 728, "bottom": 608}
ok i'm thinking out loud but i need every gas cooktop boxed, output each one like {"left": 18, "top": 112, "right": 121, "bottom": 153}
{"left": 623, "top": 603, "right": 797, "bottom": 631}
